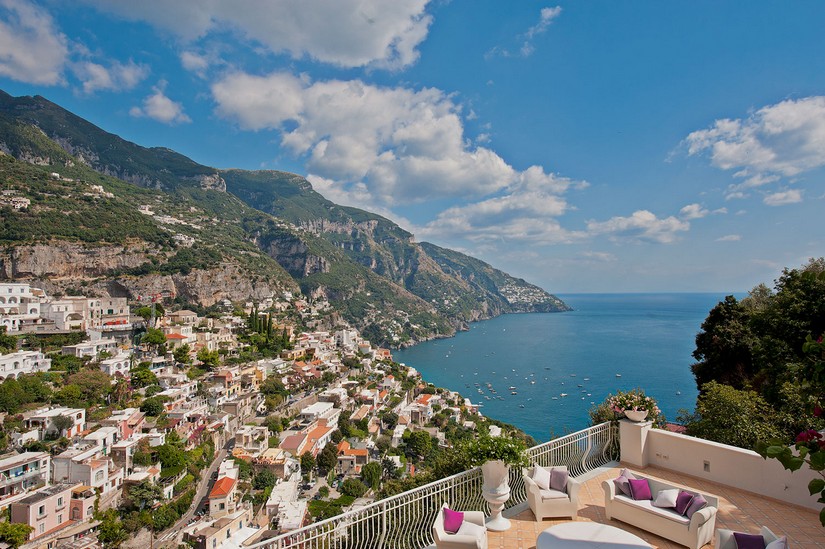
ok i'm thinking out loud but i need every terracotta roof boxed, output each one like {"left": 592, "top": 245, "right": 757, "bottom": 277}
{"left": 345, "top": 449, "right": 368, "bottom": 457}
{"left": 208, "top": 476, "right": 236, "bottom": 498}
{"left": 165, "top": 333, "right": 187, "bottom": 340}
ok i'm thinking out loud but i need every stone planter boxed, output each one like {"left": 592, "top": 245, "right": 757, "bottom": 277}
{"left": 624, "top": 410, "right": 648, "bottom": 422}
{"left": 481, "top": 459, "right": 511, "bottom": 531}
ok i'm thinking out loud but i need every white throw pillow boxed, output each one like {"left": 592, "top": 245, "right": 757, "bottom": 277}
{"left": 652, "top": 488, "right": 680, "bottom": 508}
{"left": 765, "top": 537, "right": 788, "bottom": 549}
{"left": 532, "top": 466, "right": 551, "bottom": 490}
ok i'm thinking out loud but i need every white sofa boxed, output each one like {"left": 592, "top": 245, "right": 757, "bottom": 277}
{"left": 523, "top": 465, "right": 580, "bottom": 520}
{"left": 602, "top": 473, "right": 718, "bottom": 549}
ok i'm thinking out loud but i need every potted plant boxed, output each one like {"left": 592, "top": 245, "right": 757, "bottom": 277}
{"left": 607, "top": 389, "right": 661, "bottom": 422}
{"left": 462, "top": 434, "right": 529, "bottom": 531}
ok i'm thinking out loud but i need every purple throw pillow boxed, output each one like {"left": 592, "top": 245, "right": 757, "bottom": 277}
{"left": 443, "top": 507, "right": 464, "bottom": 534}
{"left": 674, "top": 490, "right": 694, "bottom": 516}
{"left": 733, "top": 532, "right": 766, "bottom": 549}
{"left": 550, "top": 467, "right": 568, "bottom": 492}
{"left": 613, "top": 475, "right": 631, "bottom": 496}
{"left": 627, "top": 478, "right": 652, "bottom": 500}
{"left": 684, "top": 493, "right": 707, "bottom": 519}
{"left": 612, "top": 468, "right": 636, "bottom": 496}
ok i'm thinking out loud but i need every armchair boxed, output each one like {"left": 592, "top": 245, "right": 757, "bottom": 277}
{"left": 432, "top": 503, "right": 488, "bottom": 549}
{"left": 523, "top": 465, "right": 580, "bottom": 520}
{"left": 716, "top": 526, "right": 785, "bottom": 549}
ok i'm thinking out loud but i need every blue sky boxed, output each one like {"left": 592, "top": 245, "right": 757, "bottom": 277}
{"left": 1, "top": 1, "right": 824, "bottom": 293}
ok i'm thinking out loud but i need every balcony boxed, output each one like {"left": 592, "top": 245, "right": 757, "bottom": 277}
{"left": 244, "top": 422, "right": 822, "bottom": 549}
{"left": 0, "top": 468, "right": 42, "bottom": 488}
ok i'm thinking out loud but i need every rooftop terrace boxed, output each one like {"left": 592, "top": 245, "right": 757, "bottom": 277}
{"left": 247, "top": 422, "right": 824, "bottom": 549}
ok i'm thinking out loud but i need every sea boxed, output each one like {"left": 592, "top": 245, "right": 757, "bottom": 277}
{"left": 393, "top": 293, "right": 740, "bottom": 443}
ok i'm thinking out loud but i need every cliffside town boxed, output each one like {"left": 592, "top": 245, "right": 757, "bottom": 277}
{"left": 0, "top": 281, "right": 522, "bottom": 549}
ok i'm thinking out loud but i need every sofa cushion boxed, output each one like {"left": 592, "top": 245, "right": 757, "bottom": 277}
{"left": 765, "top": 536, "right": 787, "bottom": 549}
{"left": 652, "top": 488, "right": 679, "bottom": 508}
{"left": 550, "top": 467, "right": 568, "bottom": 492}
{"left": 456, "top": 520, "right": 486, "bottom": 539}
{"left": 685, "top": 493, "right": 707, "bottom": 519}
{"left": 615, "top": 495, "right": 691, "bottom": 525}
{"left": 613, "top": 468, "right": 636, "bottom": 496}
{"left": 532, "top": 465, "right": 551, "bottom": 490}
{"left": 539, "top": 487, "right": 569, "bottom": 500}
{"left": 733, "top": 532, "right": 766, "bottom": 549}
{"left": 628, "top": 478, "right": 652, "bottom": 500}
{"left": 443, "top": 507, "right": 464, "bottom": 534}
{"left": 675, "top": 490, "right": 694, "bottom": 515}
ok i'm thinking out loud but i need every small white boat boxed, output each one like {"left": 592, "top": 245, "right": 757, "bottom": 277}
{"left": 616, "top": 373, "right": 622, "bottom": 377}
{"left": 560, "top": 393, "right": 568, "bottom": 397}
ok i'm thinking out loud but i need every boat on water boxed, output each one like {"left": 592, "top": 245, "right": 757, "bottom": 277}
{"left": 511, "top": 391, "right": 518, "bottom": 395}
{"left": 508, "top": 386, "right": 517, "bottom": 390}
{"left": 530, "top": 380, "right": 536, "bottom": 384}
{"left": 560, "top": 393, "right": 568, "bottom": 397}
{"left": 616, "top": 373, "right": 622, "bottom": 377}
{"left": 519, "top": 404, "right": 525, "bottom": 408}
{"left": 551, "top": 396, "right": 558, "bottom": 400}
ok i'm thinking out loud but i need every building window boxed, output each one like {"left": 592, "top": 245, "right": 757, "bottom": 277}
{"left": 57, "top": 514, "right": 62, "bottom": 524}
{"left": 38, "top": 505, "right": 45, "bottom": 516}
{"left": 95, "top": 470, "right": 104, "bottom": 483}
{"left": 57, "top": 497, "right": 63, "bottom": 506}
{"left": 219, "top": 503, "right": 225, "bottom": 510}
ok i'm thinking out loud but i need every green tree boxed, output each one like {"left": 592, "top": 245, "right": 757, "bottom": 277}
{"left": 140, "top": 396, "right": 166, "bottom": 416}
{"left": 360, "top": 461, "right": 382, "bottom": 491}
{"left": 691, "top": 296, "right": 757, "bottom": 390}
{"left": 65, "top": 370, "right": 112, "bottom": 404}
{"left": 340, "top": 478, "right": 368, "bottom": 498}
{"left": 52, "top": 384, "right": 84, "bottom": 407}
{"left": 142, "top": 327, "right": 167, "bottom": 348}
{"left": 97, "top": 509, "right": 128, "bottom": 548}
{"left": 196, "top": 348, "right": 220, "bottom": 369}
{"left": 253, "top": 469, "right": 277, "bottom": 490}
{"left": 127, "top": 479, "right": 163, "bottom": 511}
{"left": 681, "top": 381, "right": 783, "bottom": 449}
{"left": 130, "top": 367, "right": 158, "bottom": 388}
{"left": 0, "top": 327, "right": 18, "bottom": 354}
{"left": 173, "top": 344, "right": 192, "bottom": 365}
{"left": 405, "top": 431, "right": 432, "bottom": 461}
{"left": 317, "top": 443, "right": 338, "bottom": 474}
{"left": 263, "top": 415, "right": 284, "bottom": 434}
{"left": 0, "top": 522, "right": 33, "bottom": 548}
{"left": 51, "top": 414, "right": 74, "bottom": 436}
{"left": 300, "top": 452, "right": 316, "bottom": 475}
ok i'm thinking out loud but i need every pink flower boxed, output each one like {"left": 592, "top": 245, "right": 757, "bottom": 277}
{"left": 796, "top": 429, "right": 823, "bottom": 443}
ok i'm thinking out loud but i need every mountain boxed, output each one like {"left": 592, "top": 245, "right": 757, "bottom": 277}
{"left": 0, "top": 90, "right": 569, "bottom": 346}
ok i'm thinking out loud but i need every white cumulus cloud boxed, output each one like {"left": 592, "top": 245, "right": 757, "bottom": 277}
{"left": 586, "top": 210, "right": 690, "bottom": 244}
{"left": 73, "top": 59, "right": 148, "bottom": 94}
{"left": 685, "top": 96, "right": 825, "bottom": 199}
{"left": 83, "top": 0, "right": 433, "bottom": 69}
{"left": 763, "top": 189, "right": 802, "bottom": 206}
{"left": 716, "top": 234, "right": 741, "bottom": 242}
{"left": 212, "top": 71, "right": 582, "bottom": 210}
{"left": 0, "top": 0, "right": 68, "bottom": 85}
{"left": 130, "top": 83, "right": 191, "bottom": 124}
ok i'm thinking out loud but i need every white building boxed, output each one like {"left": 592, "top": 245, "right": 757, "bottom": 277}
{"left": 0, "top": 283, "right": 47, "bottom": 333}
{"left": 99, "top": 352, "right": 131, "bottom": 378}
{"left": 61, "top": 337, "right": 118, "bottom": 359}
{"left": 299, "top": 401, "right": 340, "bottom": 425}
{"left": 24, "top": 407, "right": 86, "bottom": 439}
{"left": 0, "top": 351, "right": 51, "bottom": 380}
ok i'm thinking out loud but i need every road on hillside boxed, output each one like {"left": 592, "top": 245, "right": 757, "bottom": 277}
{"left": 157, "top": 437, "right": 234, "bottom": 546}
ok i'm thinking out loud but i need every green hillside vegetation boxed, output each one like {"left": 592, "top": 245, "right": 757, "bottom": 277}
{"left": 0, "top": 89, "right": 569, "bottom": 346}
{"left": 0, "top": 91, "right": 214, "bottom": 190}
{"left": 0, "top": 155, "right": 171, "bottom": 245}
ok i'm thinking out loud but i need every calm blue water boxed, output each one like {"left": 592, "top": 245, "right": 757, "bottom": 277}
{"left": 394, "top": 293, "right": 738, "bottom": 443}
